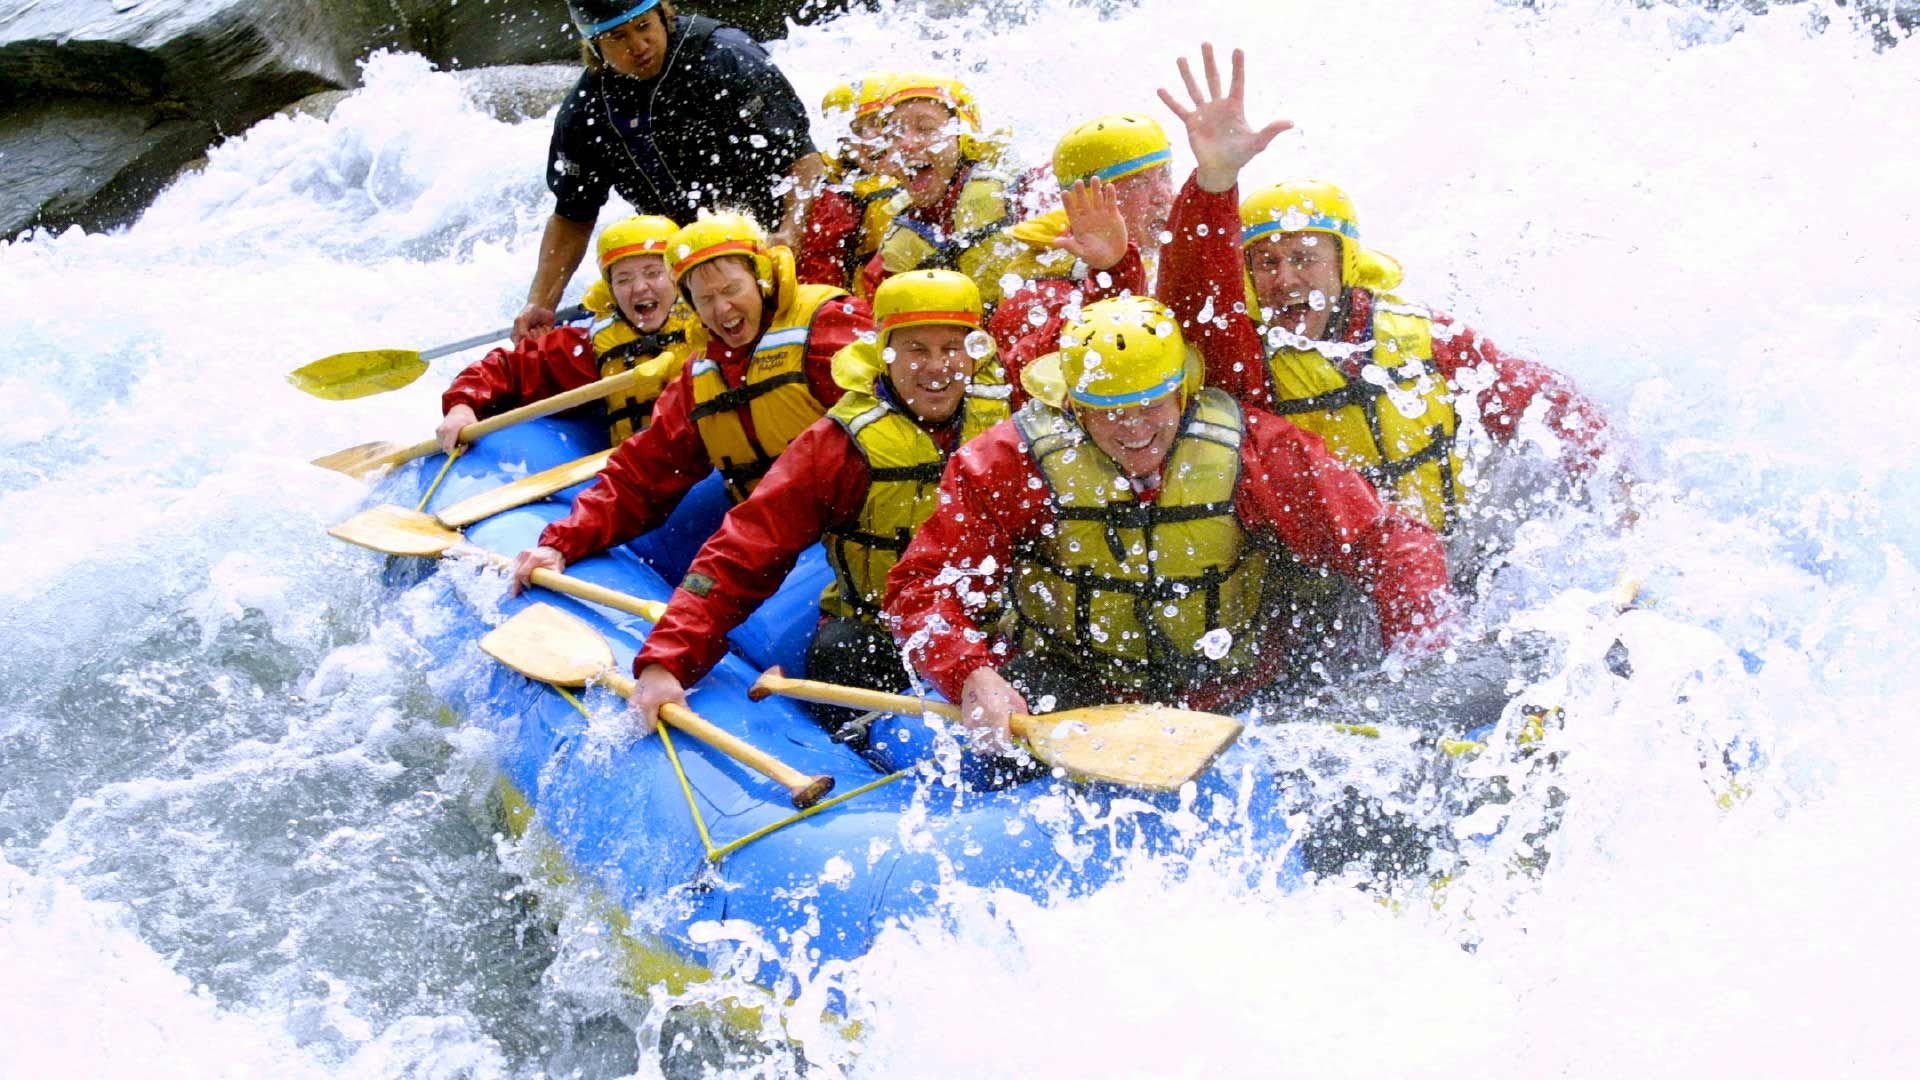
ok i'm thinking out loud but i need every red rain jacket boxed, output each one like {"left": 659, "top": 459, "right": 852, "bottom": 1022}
{"left": 884, "top": 411, "right": 1454, "bottom": 709}
{"left": 535, "top": 297, "right": 870, "bottom": 563}
{"left": 986, "top": 244, "right": 1147, "bottom": 411}
{"left": 633, "top": 410, "right": 964, "bottom": 684}
{"left": 442, "top": 325, "right": 602, "bottom": 418}
{"left": 1158, "top": 176, "right": 1611, "bottom": 478}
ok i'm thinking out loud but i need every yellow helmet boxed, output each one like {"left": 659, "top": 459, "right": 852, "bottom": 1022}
{"left": 821, "top": 82, "right": 858, "bottom": 119}
{"left": 1057, "top": 296, "right": 1196, "bottom": 410}
{"left": 1052, "top": 113, "right": 1172, "bottom": 187}
{"left": 667, "top": 212, "right": 773, "bottom": 293}
{"left": 1238, "top": 181, "right": 1403, "bottom": 291}
{"left": 595, "top": 214, "right": 679, "bottom": 275}
{"left": 873, "top": 269, "right": 984, "bottom": 342}
{"left": 860, "top": 74, "right": 999, "bottom": 162}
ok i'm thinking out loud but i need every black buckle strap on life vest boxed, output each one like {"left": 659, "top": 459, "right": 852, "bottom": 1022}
{"left": 605, "top": 396, "right": 657, "bottom": 434}
{"left": 824, "top": 532, "right": 881, "bottom": 615}
{"left": 1267, "top": 378, "right": 1382, "bottom": 416}
{"left": 892, "top": 211, "right": 1010, "bottom": 271}
{"left": 716, "top": 453, "right": 775, "bottom": 501}
{"left": 844, "top": 183, "right": 903, "bottom": 285}
{"left": 599, "top": 328, "right": 688, "bottom": 369}
{"left": 687, "top": 370, "right": 810, "bottom": 422}
{"left": 865, "top": 461, "right": 947, "bottom": 485}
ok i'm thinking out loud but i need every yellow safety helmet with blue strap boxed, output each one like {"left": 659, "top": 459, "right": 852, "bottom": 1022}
{"left": 1239, "top": 181, "right": 1403, "bottom": 292}
{"left": 1022, "top": 296, "right": 1201, "bottom": 410}
{"left": 1052, "top": 113, "right": 1172, "bottom": 187}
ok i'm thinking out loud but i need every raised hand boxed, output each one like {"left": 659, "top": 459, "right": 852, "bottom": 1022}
{"left": 1156, "top": 42, "right": 1294, "bottom": 194}
{"left": 1051, "top": 178, "right": 1130, "bottom": 271}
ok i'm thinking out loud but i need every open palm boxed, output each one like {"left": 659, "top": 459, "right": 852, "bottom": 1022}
{"left": 1157, "top": 43, "right": 1294, "bottom": 192}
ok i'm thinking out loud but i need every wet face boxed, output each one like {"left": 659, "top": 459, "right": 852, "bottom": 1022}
{"left": 1112, "top": 165, "right": 1175, "bottom": 254}
{"left": 1246, "top": 232, "right": 1343, "bottom": 340}
{"left": 684, "top": 257, "right": 764, "bottom": 349}
{"left": 594, "top": 10, "right": 670, "bottom": 81}
{"left": 1076, "top": 393, "right": 1184, "bottom": 481}
{"left": 843, "top": 114, "right": 889, "bottom": 176}
{"left": 607, "top": 254, "right": 674, "bottom": 332}
{"left": 884, "top": 99, "right": 965, "bottom": 210}
{"left": 885, "top": 324, "right": 975, "bottom": 424}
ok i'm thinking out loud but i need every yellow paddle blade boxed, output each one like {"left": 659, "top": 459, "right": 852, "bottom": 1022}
{"left": 327, "top": 504, "right": 464, "bottom": 557}
{"left": 288, "top": 348, "right": 429, "bottom": 401}
{"left": 310, "top": 440, "right": 417, "bottom": 479}
{"left": 1012, "top": 704, "right": 1245, "bottom": 792}
{"left": 435, "top": 449, "right": 615, "bottom": 528}
{"left": 480, "top": 604, "right": 615, "bottom": 688}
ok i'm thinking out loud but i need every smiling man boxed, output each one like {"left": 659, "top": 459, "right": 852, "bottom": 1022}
{"left": 510, "top": 212, "right": 871, "bottom": 590}
{"left": 513, "top": 0, "right": 823, "bottom": 343}
{"left": 885, "top": 295, "right": 1453, "bottom": 747}
{"left": 438, "top": 215, "right": 696, "bottom": 452}
{"left": 624, "top": 270, "right": 1010, "bottom": 741}
{"left": 1156, "top": 44, "right": 1616, "bottom": 538}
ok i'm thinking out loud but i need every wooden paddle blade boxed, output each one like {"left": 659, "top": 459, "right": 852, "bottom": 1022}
{"left": 479, "top": 603, "right": 615, "bottom": 689}
{"left": 327, "top": 504, "right": 464, "bottom": 557}
{"left": 311, "top": 440, "right": 416, "bottom": 479}
{"left": 435, "top": 449, "right": 616, "bottom": 528}
{"left": 1012, "top": 704, "right": 1245, "bottom": 792}
{"left": 288, "top": 348, "right": 429, "bottom": 400}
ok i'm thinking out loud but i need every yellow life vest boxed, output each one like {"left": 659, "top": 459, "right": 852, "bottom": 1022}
{"left": 817, "top": 342, "right": 1010, "bottom": 620}
{"left": 872, "top": 164, "right": 1018, "bottom": 303}
{"left": 1263, "top": 298, "right": 1466, "bottom": 531}
{"left": 840, "top": 173, "right": 902, "bottom": 289}
{"left": 966, "top": 208, "right": 1096, "bottom": 307}
{"left": 581, "top": 280, "right": 700, "bottom": 444}
{"left": 688, "top": 247, "right": 846, "bottom": 501}
{"left": 1004, "top": 388, "right": 1286, "bottom": 694}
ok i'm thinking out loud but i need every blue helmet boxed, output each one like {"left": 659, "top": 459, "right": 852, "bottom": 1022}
{"left": 568, "top": 0, "right": 662, "bottom": 39}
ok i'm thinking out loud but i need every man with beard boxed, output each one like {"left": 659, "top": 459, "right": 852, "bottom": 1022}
{"left": 1156, "top": 45, "right": 1617, "bottom": 539}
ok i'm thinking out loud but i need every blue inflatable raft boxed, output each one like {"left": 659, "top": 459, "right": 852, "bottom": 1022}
{"left": 362, "top": 417, "right": 1310, "bottom": 1009}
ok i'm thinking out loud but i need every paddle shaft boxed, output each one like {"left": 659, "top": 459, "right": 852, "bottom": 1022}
{"left": 418, "top": 304, "right": 588, "bottom": 361}
{"left": 371, "top": 362, "right": 655, "bottom": 473}
{"left": 752, "top": 670, "right": 962, "bottom": 722}
{"left": 751, "top": 669, "right": 1062, "bottom": 744}
{"left": 597, "top": 667, "right": 833, "bottom": 808}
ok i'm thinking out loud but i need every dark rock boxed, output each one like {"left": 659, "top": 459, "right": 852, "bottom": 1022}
{"left": 0, "top": 0, "right": 839, "bottom": 239}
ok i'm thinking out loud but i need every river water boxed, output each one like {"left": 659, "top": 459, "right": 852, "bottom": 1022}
{"left": 2, "top": 0, "right": 1916, "bottom": 1076}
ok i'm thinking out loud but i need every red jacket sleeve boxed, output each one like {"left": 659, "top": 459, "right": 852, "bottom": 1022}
{"left": 801, "top": 296, "right": 871, "bottom": 408}
{"left": 1158, "top": 173, "right": 1273, "bottom": 408}
{"left": 634, "top": 422, "right": 872, "bottom": 684}
{"left": 796, "top": 189, "right": 862, "bottom": 289}
{"left": 536, "top": 367, "right": 711, "bottom": 563}
{"left": 988, "top": 246, "right": 1146, "bottom": 411}
{"left": 442, "top": 326, "right": 601, "bottom": 418}
{"left": 1237, "top": 408, "right": 1454, "bottom": 651}
{"left": 884, "top": 422, "right": 1051, "bottom": 702}
{"left": 1423, "top": 313, "right": 1612, "bottom": 477}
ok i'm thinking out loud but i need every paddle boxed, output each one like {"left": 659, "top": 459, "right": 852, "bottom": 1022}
{"left": 289, "top": 305, "right": 589, "bottom": 400}
{"left": 429, "top": 449, "right": 614, "bottom": 529}
{"left": 327, "top": 504, "right": 667, "bottom": 623}
{"left": 311, "top": 365, "right": 651, "bottom": 480}
{"left": 747, "top": 667, "right": 1243, "bottom": 792}
{"left": 481, "top": 604, "right": 835, "bottom": 808}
